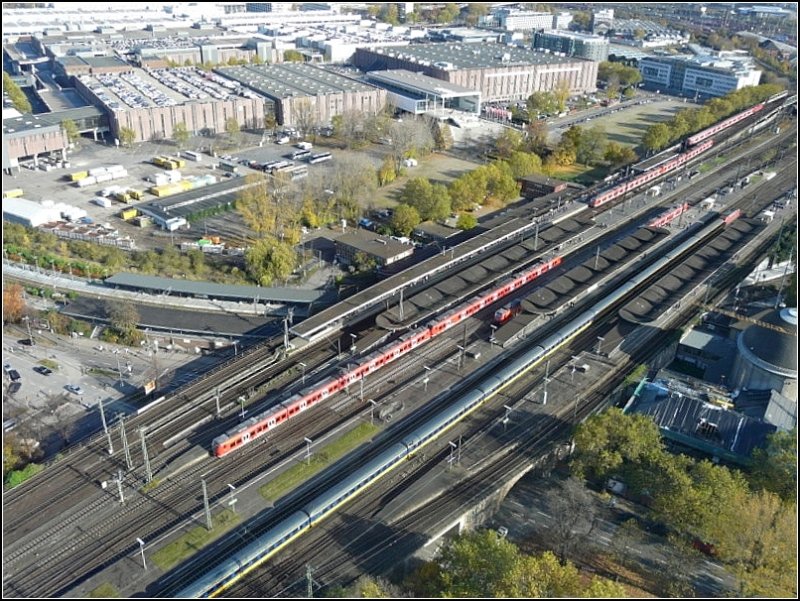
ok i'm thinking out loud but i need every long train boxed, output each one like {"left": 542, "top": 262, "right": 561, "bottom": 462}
{"left": 177, "top": 209, "right": 743, "bottom": 598}
{"left": 588, "top": 140, "right": 713, "bottom": 208}
{"left": 588, "top": 95, "right": 787, "bottom": 210}
{"left": 212, "top": 256, "right": 563, "bottom": 457}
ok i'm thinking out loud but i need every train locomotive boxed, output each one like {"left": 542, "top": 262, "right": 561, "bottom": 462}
{"left": 211, "top": 256, "right": 563, "bottom": 457}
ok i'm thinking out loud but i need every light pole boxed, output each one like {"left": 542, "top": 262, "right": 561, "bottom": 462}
{"left": 239, "top": 395, "right": 246, "bottom": 420}
{"left": 448, "top": 440, "right": 457, "bottom": 470}
{"left": 99, "top": 396, "right": 113, "bottom": 455}
{"left": 113, "top": 350, "right": 123, "bottom": 385}
{"left": 136, "top": 537, "right": 147, "bottom": 571}
{"left": 595, "top": 336, "right": 605, "bottom": 356}
{"left": 570, "top": 355, "right": 579, "bottom": 384}
{"left": 490, "top": 324, "right": 497, "bottom": 343}
{"left": 304, "top": 437, "right": 313, "bottom": 465}
{"left": 502, "top": 405, "right": 512, "bottom": 431}
{"left": 233, "top": 340, "right": 239, "bottom": 357}
{"left": 350, "top": 333, "right": 357, "bottom": 354}
{"left": 456, "top": 345, "right": 465, "bottom": 371}
{"left": 299, "top": 362, "right": 306, "bottom": 386}
{"left": 368, "top": 399, "right": 378, "bottom": 425}
{"left": 423, "top": 366, "right": 431, "bottom": 392}
{"left": 227, "top": 483, "right": 238, "bottom": 514}
{"left": 22, "top": 315, "right": 34, "bottom": 346}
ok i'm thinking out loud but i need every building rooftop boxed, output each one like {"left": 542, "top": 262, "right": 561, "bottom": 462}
{"left": 628, "top": 377, "right": 777, "bottom": 463}
{"left": 216, "top": 63, "right": 377, "bottom": 99}
{"left": 737, "top": 307, "right": 798, "bottom": 376}
{"left": 735, "top": 389, "right": 797, "bottom": 432}
{"left": 366, "top": 69, "right": 478, "bottom": 97}
{"left": 104, "top": 273, "right": 328, "bottom": 305}
{"left": 336, "top": 231, "right": 414, "bottom": 260}
{"left": 80, "top": 55, "right": 129, "bottom": 69}
{"left": 366, "top": 42, "right": 588, "bottom": 71}
{"left": 537, "top": 29, "right": 608, "bottom": 43}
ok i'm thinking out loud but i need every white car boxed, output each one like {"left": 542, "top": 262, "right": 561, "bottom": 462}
{"left": 66, "top": 384, "right": 84, "bottom": 395}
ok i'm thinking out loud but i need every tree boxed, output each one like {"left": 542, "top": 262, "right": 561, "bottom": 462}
{"left": 352, "top": 251, "right": 378, "bottom": 273}
{"left": 582, "top": 576, "right": 628, "bottom": 598}
{"left": 250, "top": 53, "right": 264, "bottom": 65}
{"left": 293, "top": 98, "right": 318, "bottom": 137}
{"left": 283, "top": 49, "right": 304, "bottom": 63}
{"left": 264, "top": 113, "right": 277, "bottom": 134}
{"left": 575, "top": 125, "right": 607, "bottom": 166}
{"left": 571, "top": 11, "right": 592, "bottom": 31}
{"left": 493, "top": 128, "right": 525, "bottom": 159}
{"left": 378, "top": 3, "right": 399, "bottom": 25}
{"left": 604, "top": 142, "right": 637, "bottom": 167}
{"left": 456, "top": 213, "right": 478, "bottom": 230}
{"left": 571, "top": 408, "right": 665, "bottom": 482}
{"left": 642, "top": 123, "right": 671, "bottom": 153}
{"left": 225, "top": 117, "right": 241, "bottom": 142}
{"left": 391, "top": 204, "right": 421, "bottom": 236}
{"left": 172, "top": 122, "right": 190, "bottom": 148}
{"left": 483, "top": 162, "right": 519, "bottom": 205}
{"left": 3, "top": 284, "right": 26, "bottom": 324}
{"left": 610, "top": 518, "right": 644, "bottom": 573}
{"left": 497, "top": 551, "right": 582, "bottom": 598}
{"left": 328, "top": 155, "right": 378, "bottom": 221}
{"left": 377, "top": 156, "right": 397, "bottom": 186}
{"left": 542, "top": 477, "right": 599, "bottom": 564}
{"left": 605, "top": 73, "right": 621, "bottom": 101}
{"left": 437, "top": 530, "right": 520, "bottom": 597}
{"left": 119, "top": 127, "right": 136, "bottom": 147}
{"left": 449, "top": 169, "right": 488, "bottom": 212}
{"left": 525, "top": 119, "right": 550, "bottom": 155}
{"left": 506, "top": 151, "right": 543, "bottom": 179}
{"left": 436, "top": 2, "right": 460, "bottom": 24}
{"left": 61, "top": 119, "right": 80, "bottom": 144}
{"left": 464, "top": 3, "right": 488, "bottom": 25}
{"left": 3, "top": 72, "right": 32, "bottom": 113}
{"left": 236, "top": 174, "right": 280, "bottom": 235}
{"left": 245, "top": 236, "right": 296, "bottom": 285}
{"left": 553, "top": 79, "right": 571, "bottom": 113}
{"left": 527, "top": 91, "right": 558, "bottom": 117}
{"left": 431, "top": 120, "right": 454, "bottom": 151}
{"left": 108, "top": 300, "right": 139, "bottom": 342}
{"left": 749, "top": 429, "right": 797, "bottom": 501}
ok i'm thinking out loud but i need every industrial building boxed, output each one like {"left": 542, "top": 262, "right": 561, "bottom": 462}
{"left": 366, "top": 69, "right": 480, "bottom": 115}
{"left": 732, "top": 307, "right": 797, "bottom": 401}
{"left": 493, "top": 9, "right": 573, "bottom": 31}
{"left": 3, "top": 111, "right": 70, "bottom": 172}
{"left": 519, "top": 174, "right": 568, "bottom": 200}
{"left": 216, "top": 63, "right": 386, "bottom": 127}
{"left": 335, "top": 231, "right": 414, "bottom": 268}
{"left": 353, "top": 43, "right": 598, "bottom": 103}
{"left": 73, "top": 67, "right": 273, "bottom": 143}
{"left": 639, "top": 54, "right": 762, "bottom": 98}
{"left": 532, "top": 30, "right": 610, "bottom": 62}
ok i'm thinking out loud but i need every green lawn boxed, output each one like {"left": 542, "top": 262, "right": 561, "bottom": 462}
{"left": 595, "top": 100, "right": 687, "bottom": 148}
{"left": 259, "top": 422, "right": 379, "bottom": 503}
{"left": 151, "top": 509, "right": 240, "bottom": 571}
{"left": 89, "top": 583, "right": 120, "bottom": 598}
{"left": 698, "top": 155, "right": 727, "bottom": 173}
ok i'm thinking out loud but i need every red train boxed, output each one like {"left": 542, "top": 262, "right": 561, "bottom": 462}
{"left": 493, "top": 299, "right": 523, "bottom": 325}
{"left": 588, "top": 140, "right": 713, "bottom": 209}
{"left": 648, "top": 202, "right": 689, "bottom": 229}
{"left": 212, "top": 256, "right": 563, "bottom": 457}
{"left": 686, "top": 103, "right": 764, "bottom": 146}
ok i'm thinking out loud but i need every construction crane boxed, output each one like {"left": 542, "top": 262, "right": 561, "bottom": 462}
{"left": 698, "top": 304, "right": 796, "bottom": 337}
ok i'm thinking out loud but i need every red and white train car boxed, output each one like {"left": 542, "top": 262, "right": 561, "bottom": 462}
{"left": 212, "top": 256, "right": 563, "bottom": 457}
{"left": 686, "top": 103, "right": 764, "bottom": 146}
{"left": 589, "top": 140, "right": 713, "bottom": 209}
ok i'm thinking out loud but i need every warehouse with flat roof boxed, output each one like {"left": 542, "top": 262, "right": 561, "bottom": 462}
{"left": 353, "top": 43, "right": 597, "bottom": 102}
{"left": 216, "top": 63, "right": 387, "bottom": 127}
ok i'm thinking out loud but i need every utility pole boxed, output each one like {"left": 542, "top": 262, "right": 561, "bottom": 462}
{"left": 139, "top": 426, "right": 152, "bottom": 484}
{"left": 542, "top": 360, "right": 550, "bottom": 405}
{"left": 448, "top": 440, "right": 457, "bottom": 470}
{"left": 227, "top": 483, "right": 238, "bottom": 514}
{"left": 594, "top": 245, "right": 600, "bottom": 270}
{"left": 99, "top": 397, "right": 113, "bottom": 455}
{"left": 115, "top": 470, "right": 125, "bottom": 504}
{"left": 22, "top": 316, "right": 34, "bottom": 345}
{"left": 136, "top": 538, "right": 147, "bottom": 571}
{"left": 368, "top": 399, "right": 378, "bottom": 426}
{"left": 533, "top": 221, "right": 539, "bottom": 251}
{"left": 502, "top": 405, "right": 513, "bottom": 432}
{"left": 399, "top": 287, "right": 404, "bottom": 321}
{"left": 299, "top": 362, "right": 307, "bottom": 386}
{"left": 215, "top": 386, "right": 221, "bottom": 418}
{"left": 359, "top": 375, "right": 364, "bottom": 401}
{"left": 118, "top": 413, "right": 133, "bottom": 471}
{"left": 775, "top": 245, "right": 794, "bottom": 308}
{"left": 239, "top": 395, "right": 246, "bottom": 420}
{"left": 284, "top": 316, "right": 290, "bottom": 353}
{"left": 304, "top": 437, "right": 313, "bottom": 465}
{"left": 306, "top": 564, "right": 319, "bottom": 598}
{"left": 202, "top": 478, "right": 213, "bottom": 531}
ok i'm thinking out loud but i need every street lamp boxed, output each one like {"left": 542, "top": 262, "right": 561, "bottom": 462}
{"left": 350, "top": 333, "right": 357, "bottom": 354}
{"left": 299, "top": 362, "right": 306, "bottom": 386}
{"left": 136, "top": 538, "right": 147, "bottom": 571}
{"left": 490, "top": 324, "right": 497, "bottom": 343}
{"left": 304, "top": 437, "right": 313, "bottom": 465}
{"left": 239, "top": 395, "right": 246, "bottom": 420}
{"left": 227, "top": 483, "right": 238, "bottom": 513}
{"left": 368, "top": 399, "right": 378, "bottom": 425}
{"left": 113, "top": 350, "right": 123, "bottom": 385}
{"left": 595, "top": 336, "right": 605, "bottom": 356}
{"left": 423, "top": 366, "right": 431, "bottom": 392}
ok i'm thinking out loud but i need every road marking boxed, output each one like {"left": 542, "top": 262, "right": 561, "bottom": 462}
{"left": 536, "top": 510, "right": 550, "bottom": 518}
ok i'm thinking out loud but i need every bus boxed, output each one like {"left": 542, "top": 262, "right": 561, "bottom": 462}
{"left": 3, "top": 188, "right": 24, "bottom": 199}
{"left": 308, "top": 152, "right": 332, "bottom": 164}
{"left": 182, "top": 150, "right": 202, "bottom": 162}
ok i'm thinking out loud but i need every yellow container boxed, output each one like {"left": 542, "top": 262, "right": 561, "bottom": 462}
{"left": 2, "top": 188, "right": 24, "bottom": 198}
{"left": 128, "top": 189, "right": 143, "bottom": 200}
{"left": 70, "top": 171, "right": 88, "bottom": 181}
{"left": 121, "top": 208, "right": 138, "bottom": 220}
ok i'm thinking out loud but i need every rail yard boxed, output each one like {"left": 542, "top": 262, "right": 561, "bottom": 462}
{"left": 2, "top": 93, "right": 797, "bottom": 599}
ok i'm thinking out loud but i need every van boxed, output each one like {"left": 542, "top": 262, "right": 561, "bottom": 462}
{"left": 576, "top": 364, "right": 590, "bottom": 373}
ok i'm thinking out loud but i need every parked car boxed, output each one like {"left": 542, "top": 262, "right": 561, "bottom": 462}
{"left": 7, "top": 369, "right": 21, "bottom": 382}
{"left": 66, "top": 384, "right": 84, "bottom": 395}
{"left": 34, "top": 366, "right": 53, "bottom": 376}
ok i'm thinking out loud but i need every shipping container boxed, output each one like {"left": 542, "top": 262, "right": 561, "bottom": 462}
{"left": 128, "top": 189, "right": 143, "bottom": 200}
{"left": 76, "top": 176, "right": 97, "bottom": 188}
{"left": 92, "top": 197, "right": 112, "bottom": 208}
{"left": 120, "top": 208, "right": 138, "bottom": 220}
{"left": 3, "top": 188, "right": 24, "bottom": 199}
{"left": 70, "top": 171, "right": 89, "bottom": 182}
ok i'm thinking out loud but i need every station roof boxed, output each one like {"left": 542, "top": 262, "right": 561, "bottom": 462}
{"left": 336, "top": 231, "right": 414, "bottom": 260}
{"left": 216, "top": 63, "right": 377, "bottom": 100}
{"left": 104, "top": 273, "right": 329, "bottom": 305}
